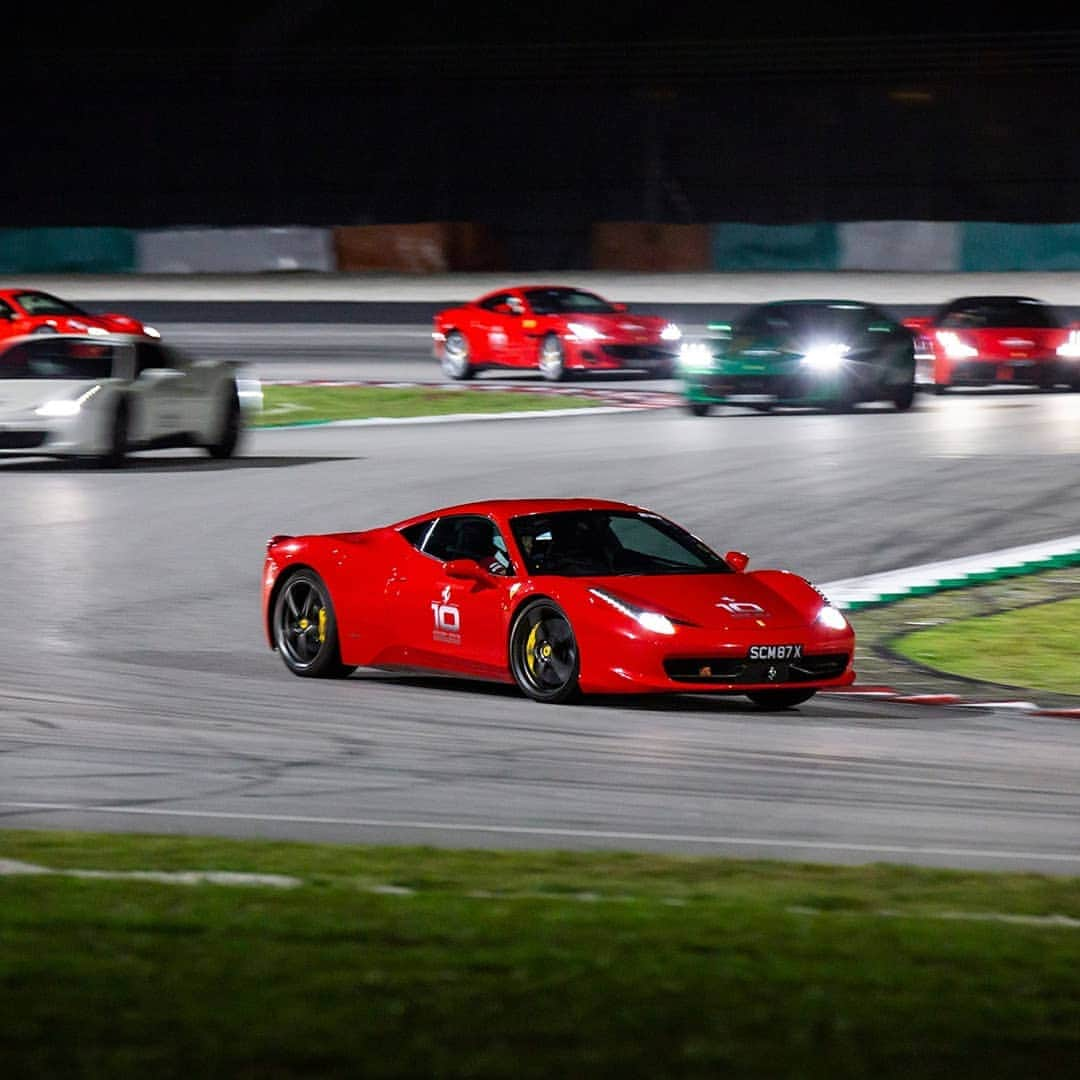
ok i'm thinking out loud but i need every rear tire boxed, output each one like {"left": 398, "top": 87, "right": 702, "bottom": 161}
{"left": 272, "top": 569, "right": 356, "bottom": 678}
{"left": 746, "top": 689, "right": 817, "bottom": 709}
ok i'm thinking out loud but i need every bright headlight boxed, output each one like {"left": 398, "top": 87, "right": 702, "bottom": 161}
{"left": 679, "top": 342, "right": 714, "bottom": 370}
{"left": 816, "top": 604, "right": 849, "bottom": 631}
{"left": 936, "top": 331, "right": 977, "bottom": 360}
{"left": 566, "top": 322, "right": 605, "bottom": 342}
{"left": 1057, "top": 330, "right": 1080, "bottom": 358}
{"left": 589, "top": 587, "right": 679, "bottom": 635}
{"left": 801, "top": 343, "right": 849, "bottom": 371}
{"left": 34, "top": 384, "right": 101, "bottom": 417}
{"left": 144, "top": 325, "right": 161, "bottom": 339}
{"left": 660, "top": 322, "right": 682, "bottom": 341}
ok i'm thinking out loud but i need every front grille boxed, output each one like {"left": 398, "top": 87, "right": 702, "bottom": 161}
{"left": 601, "top": 344, "right": 678, "bottom": 362}
{"left": 664, "top": 653, "right": 849, "bottom": 684}
{"left": 0, "top": 431, "right": 47, "bottom": 449}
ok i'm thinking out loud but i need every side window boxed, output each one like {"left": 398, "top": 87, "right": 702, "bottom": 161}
{"left": 417, "top": 515, "right": 513, "bottom": 575}
{"left": 0, "top": 299, "right": 15, "bottom": 320}
{"left": 399, "top": 520, "right": 436, "bottom": 549}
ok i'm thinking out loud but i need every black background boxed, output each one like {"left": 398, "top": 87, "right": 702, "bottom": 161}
{"left": 5, "top": 4, "right": 1080, "bottom": 268}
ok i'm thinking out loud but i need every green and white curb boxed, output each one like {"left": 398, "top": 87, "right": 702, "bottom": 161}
{"left": 819, "top": 534, "right": 1080, "bottom": 611}
{"left": 818, "top": 534, "right": 1080, "bottom": 715}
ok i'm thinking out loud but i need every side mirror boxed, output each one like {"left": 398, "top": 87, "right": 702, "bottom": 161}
{"left": 725, "top": 550, "right": 749, "bottom": 572}
{"left": 612, "top": 302, "right": 628, "bottom": 312}
{"left": 445, "top": 558, "right": 489, "bottom": 581}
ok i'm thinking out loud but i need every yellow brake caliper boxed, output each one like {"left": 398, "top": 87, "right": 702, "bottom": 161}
{"left": 525, "top": 622, "right": 540, "bottom": 674}
{"left": 318, "top": 607, "right": 327, "bottom": 644}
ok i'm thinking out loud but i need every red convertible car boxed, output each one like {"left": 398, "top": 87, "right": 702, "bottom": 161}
{"left": 0, "top": 288, "right": 158, "bottom": 340}
{"left": 263, "top": 498, "right": 855, "bottom": 708}
{"left": 903, "top": 295, "right": 1080, "bottom": 393}
{"left": 432, "top": 285, "right": 683, "bottom": 381}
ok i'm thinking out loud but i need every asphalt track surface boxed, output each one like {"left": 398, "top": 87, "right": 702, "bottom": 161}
{"left": 2, "top": 321, "right": 1079, "bottom": 874}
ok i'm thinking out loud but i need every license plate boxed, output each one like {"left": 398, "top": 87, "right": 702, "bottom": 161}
{"left": 728, "top": 393, "right": 776, "bottom": 404}
{"left": 748, "top": 644, "right": 803, "bottom": 660}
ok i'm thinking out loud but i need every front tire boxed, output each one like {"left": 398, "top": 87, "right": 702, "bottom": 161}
{"left": 893, "top": 380, "right": 916, "bottom": 411}
{"left": 96, "top": 399, "right": 129, "bottom": 468}
{"left": 538, "top": 335, "right": 567, "bottom": 382}
{"left": 206, "top": 383, "right": 241, "bottom": 459}
{"left": 272, "top": 569, "right": 356, "bottom": 678}
{"left": 441, "top": 330, "right": 474, "bottom": 380}
{"left": 746, "top": 689, "right": 817, "bottom": 709}
{"left": 509, "top": 599, "right": 581, "bottom": 703}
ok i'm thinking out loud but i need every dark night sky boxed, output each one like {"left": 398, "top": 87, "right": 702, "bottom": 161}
{"left": 6, "top": 4, "right": 1080, "bottom": 241}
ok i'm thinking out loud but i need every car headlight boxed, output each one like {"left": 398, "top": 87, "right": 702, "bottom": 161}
{"left": 143, "top": 325, "right": 161, "bottom": 339}
{"left": 589, "top": 587, "right": 683, "bottom": 635}
{"left": 566, "top": 322, "right": 606, "bottom": 342}
{"left": 816, "top": 604, "right": 849, "bottom": 631}
{"left": 679, "top": 342, "right": 714, "bottom": 371}
{"left": 660, "top": 322, "right": 682, "bottom": 341}
{"left": 801, "top": 343, "right": 850, "bottom": 371}
{"left": 34, "top": 384, "right": 101, "bottom": 417}
{"left": 1057, "top": 330, "right": 1080, "bottom": 358}
{"left": 936, "top": 331, "right": 978, "bottom": 360}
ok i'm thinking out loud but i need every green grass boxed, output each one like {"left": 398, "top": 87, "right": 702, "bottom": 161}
{"left": 254, "top": 384, "right": 604, "bottom": 426}
{"left": 891, "top": 597, "right": 1080, "bottom": 696}
{"left": 2, "top": 830, "right": 1078, "bottom": 1078}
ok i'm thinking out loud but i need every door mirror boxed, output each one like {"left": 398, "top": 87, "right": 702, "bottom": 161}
{"left": 725, "top": 550, "right": 749, "bottom": 572}
{"left": 493, "top": 302, "right": 516, "bottom": 315}
{"left": 612, "top": 302, "right": 628, "bottom": 312}
{"left": 445, "top": 558, "right": 489, "bottom": 581}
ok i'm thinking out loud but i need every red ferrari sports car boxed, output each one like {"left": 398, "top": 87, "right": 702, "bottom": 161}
{"left": 0, "top": 288, "right": 158, "bottom": 341}
{"left": 432, "top": 285, "right": 683, "bottom": 381}
{"left": 263, "top": 498, "right": 855, "bottom": 707}
{"left": 903, "top": 294, "right": 1080, "bottom": 393}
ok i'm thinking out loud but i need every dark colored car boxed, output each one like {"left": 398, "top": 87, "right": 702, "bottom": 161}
{"left": 902, "top": 295, "right": 1080, "bottom": 393}
{"left": 679, "top": 299, "right": 916, "bottom": 414}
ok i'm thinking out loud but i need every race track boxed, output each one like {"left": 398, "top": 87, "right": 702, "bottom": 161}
{"left": 1, "top": 319, "right": 1079, "bottom": 874}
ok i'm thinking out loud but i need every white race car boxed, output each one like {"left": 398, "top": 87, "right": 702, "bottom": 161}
{"left": 0, "top": 332, "right": 262, "bottom": 466}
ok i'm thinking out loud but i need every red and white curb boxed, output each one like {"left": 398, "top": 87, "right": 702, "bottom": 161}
{"left": 817, "top": 536, "right": 1080, "bottom": 715}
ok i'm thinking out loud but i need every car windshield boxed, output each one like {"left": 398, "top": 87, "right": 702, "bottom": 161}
{"left": 0, "top": 340, "right": 115, "bottom": 379}
{"left": 939, "top": 299, "right": 1063, "bottom": 329}
{"left": 14, "top": 291, "right": 89, "bottom": 317}
{"left": 741, "top": 303, "right": 881, "bottom": 340}
{"left": 522, "top": 288, "right": 617, "bottom": 315}
{"left": 510, "top": 510, "right": 733, "bottom": 577}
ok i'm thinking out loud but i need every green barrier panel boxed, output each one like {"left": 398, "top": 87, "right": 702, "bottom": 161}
{"left": 0, "top": 228, "right": 136, "bottom": 273}
{"left": 960, "top": 222, "right": 1080, "bottom": 271}
{"left": 711, "top": 222, "right": 839, "bottom": 271}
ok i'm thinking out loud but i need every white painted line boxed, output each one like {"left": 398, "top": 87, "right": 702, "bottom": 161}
{"left": 0, "top": 858, "right": 299, "bottom": 887}
{"left": 2, "top": 802, "right": 1078, "bottom": 864}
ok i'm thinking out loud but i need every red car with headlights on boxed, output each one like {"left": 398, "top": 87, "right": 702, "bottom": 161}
{"left": 432, "top": 285, "right": 682, "bottom": 381}
{"left": 0, "top": 288, "right": 159, "bottom": 340}
{"left": 262, "top": 498, "right": 855, "bottom": 708}
{"left": 903, "top": 294, "right": 1080, "bottom": 393}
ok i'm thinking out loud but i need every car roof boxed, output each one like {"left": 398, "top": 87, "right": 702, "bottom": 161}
{"left": 394, "top": 497, "right": 648, "bottom": 525}
{"left": 475, "top": 284, "right": 603, "bottom": 299}
{"left": 942, "top": 295, "right": 1047, "bottom": 305}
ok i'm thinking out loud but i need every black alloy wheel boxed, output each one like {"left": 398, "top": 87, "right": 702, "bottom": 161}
{"left": 509, "top": 599, "right": 581, "bottom": 703}
{"left": 273, "top": 568, "right": 356, "bottom": 678}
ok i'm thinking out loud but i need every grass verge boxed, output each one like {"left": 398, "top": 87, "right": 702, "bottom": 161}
{"left": 890, "top": 596, "right": 1080, "bottom": 697}
{"left": 255, "top": 384, "right": 604, "bottom": 425}
{"left": 2, "top": 829, "right": 1078, "bottom": 1077}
